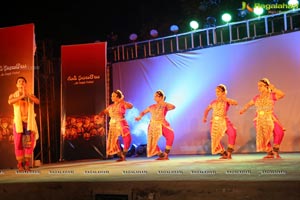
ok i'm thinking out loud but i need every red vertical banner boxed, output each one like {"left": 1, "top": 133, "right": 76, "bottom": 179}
{"left": 0, "top": 23, "right": 36, "bottom": 169}
{"left": 61, "top": 42, "right": 107, "bottom": 161}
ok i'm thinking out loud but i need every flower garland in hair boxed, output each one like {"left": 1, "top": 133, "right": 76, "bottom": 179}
{"left": 218, "top": 84, "right": 227, "bottom": 94}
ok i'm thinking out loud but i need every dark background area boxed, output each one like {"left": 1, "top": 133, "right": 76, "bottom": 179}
{"left": 1, "top": 0, "right": 256, "bottom": 48}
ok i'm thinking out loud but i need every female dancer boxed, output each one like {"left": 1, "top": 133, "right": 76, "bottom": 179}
{"left": 100, "top": 90, "right": 133, "bottom": 162}
{"left": 202, "top": 84, "right": 238, "bottom": 159}
{"left": 240, "top": 78, "right": 285, "bottom": 159}
{"left": 135, "top": 90, "right": 175, "bottom": 160}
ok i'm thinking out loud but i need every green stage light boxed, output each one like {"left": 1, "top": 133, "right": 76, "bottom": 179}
{"left": 254, "top": 7, "right": 264, "bottom": 16}
{"left": 288, "top": 0, "right": 299, "bottom": 7}
{"left": 221, "top": 13, "right": 232, "bottom": 23}
{"left": 189, "top": 20, "right": 199, "bottom": 30}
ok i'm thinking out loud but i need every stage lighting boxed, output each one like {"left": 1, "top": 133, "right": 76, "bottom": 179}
{"left": 170, "top": 25, "right": 179, "bottom": 33}
{"left": 288, "top": 0, "right": 299, "bottom": 8}
{"left": 126, "top": 144, "right": 137, "bottom": 157}
{"left": 136, "top": 144, "right": 147, "bottom": 157}
{"left": 189, "top": 20, "right": 199, "bottom": 30}
{"left": 254, "top": 7, "right": 264, "bottom": 17}
{"left": 205, "top": 16, "right": 216, "bottom": 28}
{"left": 150, "top": 29, "right": 158, "bottom": 38}
{"left": 129, "top": 33, "right": 138, "bottom": 41}
{"left": 221, "top": 13, "right": 232, "bottom": 23}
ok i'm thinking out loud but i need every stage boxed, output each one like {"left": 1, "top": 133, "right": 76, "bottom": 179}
{"left": 1, "top": 153, "right": 300, "bottom": 200}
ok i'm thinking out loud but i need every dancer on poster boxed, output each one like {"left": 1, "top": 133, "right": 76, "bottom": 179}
{"left": 202, "top": 84, "right": 238, "bottom": 159}
{"left": 135, "top": 90, "right": 175, "bottom": 160}
{"left": 240, "top": 78, "right": 285, "bottom": 159}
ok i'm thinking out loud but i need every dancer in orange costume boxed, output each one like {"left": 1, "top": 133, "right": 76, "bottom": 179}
{"left": 240, "top": 78, "right": 285, "bottom": 159}
{"left": 135, "top": 90, "right": 175, "bottom": 160}
{"left": 100, "top": 90, "right": 133, "bottom": 162}
{"left": 203, "top": 84, "right": 238, "bottom": 159}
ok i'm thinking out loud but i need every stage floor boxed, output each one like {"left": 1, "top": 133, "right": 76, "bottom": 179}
{"left": 1, "top": 152, "right": 300, "bottom": 183}
{"left": 1, "top": 153, "right": 300, "bottom": 200}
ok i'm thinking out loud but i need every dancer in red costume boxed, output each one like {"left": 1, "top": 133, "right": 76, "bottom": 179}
{"left": 100, "top": 90, "right": 133, "bottom": 162}
{"left": 240, "top": 78, "right": 285, "bottom": 159}
{"left": 8, "top": 77, "right": 40, "bottom": 171}
{"left": 135, "top": 90, "right": 175, "bottom": 160}
{"left": 203, "top": 84, "right": 238, "bottom": 159}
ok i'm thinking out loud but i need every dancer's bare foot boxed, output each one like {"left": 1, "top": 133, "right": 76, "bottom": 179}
{"left": 227, "top": 152, "right": 232, "bottom": 159}
{"left": 156, "top": 153, "right": 169, "bottom": 160}
{"left": 219, "top": 151, "right": 228, "bottom": 159}
{"left": 17, "top": 163, "right": 24, "bottom": 172}
{"left": 273, "top": 151, "right": 282, "bottom": 159}
{"left": 263, "top": 154, "right": 274, "bottom": 159}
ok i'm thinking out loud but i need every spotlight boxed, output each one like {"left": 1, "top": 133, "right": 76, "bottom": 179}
{"left": 254, "top": 7, "right": 264, "bottom": 17}
{"left": 170, "top": 25, "right": 179, "bottom": 33}
{"left": 135, "top": 144, "right": 147, "bottom": 157}
{"left": 150, "top": 29, "right": 158, "bottom": 38}
{"left": 221, "top": 13, "right": 232, "bottom": 23}
{"left": 129, "top": 33, "right": 138, "bottom": 41}
{"left": 288, "top": 0, "right": 299, "bottom": 7}
{"left": 205, "top": 16, "right": 216, "bottom": 28}
{"left": 189, "top": 20, "right": 199, "bottom": 30}
{"left": 126, "top": 144, "right": 137, "bottom": 157}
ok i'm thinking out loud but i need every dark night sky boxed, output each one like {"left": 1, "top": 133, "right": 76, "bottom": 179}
{"left": 1, "top": 1, "right": 187, "bottom": 45}
{"left": 1, "top": 0, "right": 254, "bottom": 46}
